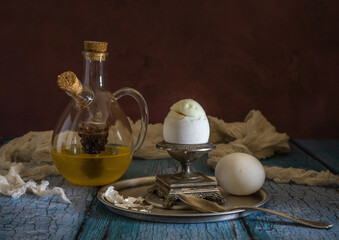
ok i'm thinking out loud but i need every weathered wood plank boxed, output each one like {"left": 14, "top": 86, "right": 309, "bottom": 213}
{"left": 0, "top": 176, "right": 98, "bottom": 240}
{"left": 77, "top": 197, "right": 252, "bottom": 240}
{"left": 249, "top": 182, "right": 339, "bottom": 239}
{"left": 292, "top": 139, "right": 339, "bottom": 174}
{"left": 246, "top": 181, "right": 339, "bottom": 239}
{"left": 245, "top": 142, "right": 339, "bottom": 239}
{"left": 261, "top": 142, "right": 329, "bottom": 171}
{"left": 0, "top": 138, "right": 98, "bottom": 240}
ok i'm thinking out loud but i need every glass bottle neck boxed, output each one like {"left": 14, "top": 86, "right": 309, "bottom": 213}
{"left": 82, "top": 51, "right": 109, "bottom": 90}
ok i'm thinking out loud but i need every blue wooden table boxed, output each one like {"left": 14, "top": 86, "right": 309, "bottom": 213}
{"left": 0, "top": 139, "right": 338, "bottom": 239}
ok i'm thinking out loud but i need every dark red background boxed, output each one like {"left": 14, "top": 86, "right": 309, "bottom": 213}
{"left": 0, "top": 0, "right": 338, "bottom": 138}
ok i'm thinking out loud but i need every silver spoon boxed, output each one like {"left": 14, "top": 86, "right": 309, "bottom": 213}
{"left": 177, "top": 194, "right": 332, "bottom": 229}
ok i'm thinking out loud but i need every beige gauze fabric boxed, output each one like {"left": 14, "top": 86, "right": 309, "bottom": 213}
{"left": 131, "top": 110, "right": 338, "bottom": 185}
{"left": 0, "top": 110, "right": 338, "bottom": 203}
{"left": 207, "top": 110, "right": 291, "bottom": 168}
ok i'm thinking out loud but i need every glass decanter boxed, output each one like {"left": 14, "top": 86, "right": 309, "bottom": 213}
{"left": 52, "top": 41, "right": 148, "bottom": 186}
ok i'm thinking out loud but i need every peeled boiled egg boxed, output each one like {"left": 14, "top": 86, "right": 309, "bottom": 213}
{"left": 215, "top": 153, "right": 265, "bottom": 195}
{"left": 163, "top": 99, "right": 210, "bottom": 144}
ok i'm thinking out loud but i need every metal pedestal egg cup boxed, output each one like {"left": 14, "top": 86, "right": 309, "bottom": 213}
{"left": 147, "top": 141, "right": 226, "bottom": 208}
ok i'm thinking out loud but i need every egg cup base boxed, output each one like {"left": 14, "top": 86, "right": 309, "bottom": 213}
{"left": 148, "top": 141, "right": 225, "bottom": 208}
{"left": 147, "top": 173, "right": 226, "bottom": 208}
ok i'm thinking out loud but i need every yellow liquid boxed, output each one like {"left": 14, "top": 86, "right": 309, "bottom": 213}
{"left": 52, "top": 145, "right": 132, "bottom": 186}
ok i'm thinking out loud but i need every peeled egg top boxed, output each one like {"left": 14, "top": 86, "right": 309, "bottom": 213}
{"left": 163, "top": 99, "right": 210, "bottom": 144}
{"left": 215, "top": 153, "right": 265, "bottom": 196}
{"left": 170, "top": 99, "right": 207, "bottom": 117}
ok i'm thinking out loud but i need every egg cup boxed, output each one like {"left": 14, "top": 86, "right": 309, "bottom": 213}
{"left": 147, "top": 141, "right": 226, "bottom": 208}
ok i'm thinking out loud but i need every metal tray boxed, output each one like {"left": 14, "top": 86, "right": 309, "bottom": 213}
{"left": 97, "top": 176, "right": 269, "bottom": 223}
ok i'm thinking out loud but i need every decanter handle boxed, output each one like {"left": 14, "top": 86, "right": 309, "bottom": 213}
{"left": 112, "top": 87, "right": 149, "bottom": 154}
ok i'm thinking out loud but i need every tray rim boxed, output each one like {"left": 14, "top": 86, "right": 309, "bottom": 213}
{"left": 97, "top": 176, "right": 269, "bottom": 223}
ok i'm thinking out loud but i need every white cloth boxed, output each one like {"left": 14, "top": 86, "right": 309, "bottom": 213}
{"left": 0, "top": 110, "right": 338, "bottom": 203}
{"left": 0, "top": 164, "right": 70, "bottom": 203}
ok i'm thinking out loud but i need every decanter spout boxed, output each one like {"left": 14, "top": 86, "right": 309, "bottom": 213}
{"left": 57, "top": 71, "right": 93, "bottom": 107}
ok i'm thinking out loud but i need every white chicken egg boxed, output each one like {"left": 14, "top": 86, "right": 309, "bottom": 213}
{"left": 215, "top": 153, "right": 265, "bottom": 195}
{"left": 163, "top": 99, "right": 210, "bottom": 144}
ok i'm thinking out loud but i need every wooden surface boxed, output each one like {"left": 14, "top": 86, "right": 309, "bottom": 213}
{"left": 0, "top": 140, "right": 338, "bottom": 239}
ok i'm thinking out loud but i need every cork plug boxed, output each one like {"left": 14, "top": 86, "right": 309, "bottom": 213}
{"left": 57, "top": 71, "right": 83, "bottom": 97}
{"left": 84, "top": 41, "right": 108, "bottom": 53}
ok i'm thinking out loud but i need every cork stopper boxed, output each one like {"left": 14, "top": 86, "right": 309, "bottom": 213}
{"left": 83, "top": 41, "right": 108, "bottom": 61}
{"left": 84, "top": 41, "right": 108, "bottom": 53}
{"left": 57, "top": 71, "right": 83, "bottom": 96}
